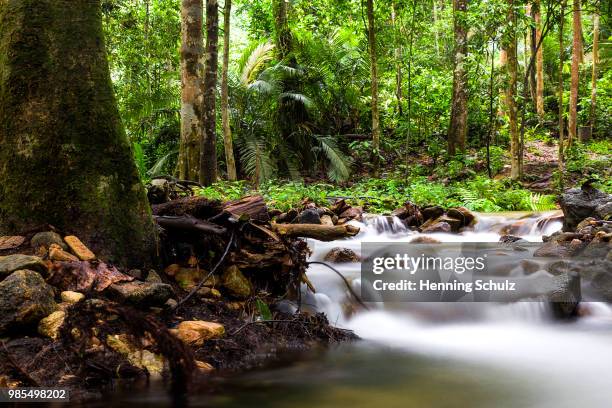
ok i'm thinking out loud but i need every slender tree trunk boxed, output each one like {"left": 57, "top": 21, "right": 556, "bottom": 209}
{"left": 0, "top": 0, "right": 156, "bottom": 267}
{"left": 366, "top": 0, "right": 381, "bottom": 172}
{"left": 221, "top": 0, "right": 237, "bottom": 181}
{"left": 200, "top": 0, "right": 219, "bottom": 186}
{"left": 433, "top": 1, "right": 440, "bottom": 57}
{"left": 589, "top": 10, "right": 599, "bottom": 134}
{"left": 179, "top": 0, "right": 204, "bottom": 181}
{"left": 534, "top": 0, "right": 545, "bottom": 118}
{"left": 391, "top": 1, "right": 403, "bottom": 116}
{"left": 558, "top": 0, "right": 567, "bottom": 182}
{"left": 448, "top": 0, "right": 469, "bottom": 156}
{"left": 498, "top": 49, "right": 508, "bottom": 117}
{"left": 568, "top": 0, "right": 581, "bottom": 146}
{"left": 504, "top": 0, "right": 521, "bottom": 180}
{"left": 273, "top": 0, "right": 292, "bottom": 60}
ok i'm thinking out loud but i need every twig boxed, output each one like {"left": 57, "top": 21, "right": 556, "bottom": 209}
{"left": 307, "top": 261, "right": 369, "bottom": 310}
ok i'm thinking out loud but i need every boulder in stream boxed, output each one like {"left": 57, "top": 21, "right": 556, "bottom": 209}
{"left": 560, "top": 185, "right": 612, "bottom": 232}
{"left": 324, "top": 247, "right": 360, "bottom": 263}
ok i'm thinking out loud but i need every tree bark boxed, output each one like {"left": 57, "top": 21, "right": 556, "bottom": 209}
{"left": 391, "top": 1, "right": 403, "bottom": 116}
{"left": 179, "top": 0, "right": 205, "bottom": 182}
{"left": 534, "top": 0, "right": 545, "bottom": 118}
{"left": 558, "top": 0, "right": 567, "bottom": 180}
{"left": 366, "top": 0, "right": 381, "bottom": 173}
{"left": 589, "top": 10, "right": 599, "bottom": 133}
{"left": 272, "top": 223, "right": 360, "bottom": 241}
{"left": 0, "top": 0, "right": 156, "bottom": 268}
{"left": 221, "top": 0, "right": 237, "bottom": 181}
{"left": 448, "top": 0, "right": 469, "bottom": 156}
{"left": 273, "top": 0, "right": 292, "bottom": 60}
{"left": 568, "top": 0, "right": 582, "bottom": 146}
{"left": 503, "top": 0, "right": 521, "bottom": 180}
{"left": 200, "top": 0, "right": 219, "bottom": 186}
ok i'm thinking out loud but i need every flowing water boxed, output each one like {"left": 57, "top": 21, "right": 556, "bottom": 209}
{"left": 102, "top": 211, "right": 612, "bottom": 407}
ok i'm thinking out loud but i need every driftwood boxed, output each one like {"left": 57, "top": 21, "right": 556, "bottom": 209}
{"left": 222, "top": 195, "right": 269, "bottom": 223}
{"left": 154, "top": 215, "right": 227, "bottom": 235}
{"left": 272, "top": 223, "right": 360, "bottom": 241}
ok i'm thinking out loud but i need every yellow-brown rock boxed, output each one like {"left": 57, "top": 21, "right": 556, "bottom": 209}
{"left": 38, "top": 310, "right": 66, "bottom": 339}
{"left": 64, "top": 236, "right": 96, "bottom": 261}
{"left": 49, "top": 244, "right": 79, "bottom": 262}
{"left": 61, "top": 291, "right": 85, "bottom": 304}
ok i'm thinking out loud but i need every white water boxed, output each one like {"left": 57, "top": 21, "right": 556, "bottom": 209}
{"left": 303, "top": 211, "right": 612, "bottom": 407}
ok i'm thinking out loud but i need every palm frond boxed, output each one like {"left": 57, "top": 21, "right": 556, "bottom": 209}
{"left": 316, "top": 135, "right": 351, "bottom": 182}
{"left": 148, "top": 148, "right": 178, "bottom": 177}
{"left": 240, "top": 42, "right": 275, "bottom": 86}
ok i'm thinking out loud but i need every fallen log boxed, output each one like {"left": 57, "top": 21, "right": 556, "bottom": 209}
{"left": 222, "top": 195, "right": 269, "bottom": 223}
{"left": 272, "top": 223, "right": 360, "bottom": 241}
{"left": 154, "top": 215, "right": 227, "bottom": 235}
{"left": 152, "top": 196, "right": 223, "bottom": 219}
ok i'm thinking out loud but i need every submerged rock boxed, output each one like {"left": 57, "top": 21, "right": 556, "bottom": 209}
{"left": 0, "top": 270, "right": 58, "bottom": 334}
{"left": 0, "top": 254, "right": 47, "bottom": 279}
{"left": 560, "top": 186, "right": 612, "bottom": 231}
{"left": 106, "top": 281, "right": 173, "bottom": 307}
{"left": 323, "top": 247, "right": 360, "bottom": 263}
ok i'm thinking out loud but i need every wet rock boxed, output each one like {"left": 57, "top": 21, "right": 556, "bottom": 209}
{"left": 106, "top": 334, "right": 164, "bottom": 376}
{"left": 560, "top": 186, "right": 612, "bottom": 231}
{"left": 0, "top": 236, "right": 26, "bottom": 250}
{"left": 276, "top": 209, "right": 298, "bottom": 223}
{"left": 392, "top": 201, "right": 423, "bottom": 227}
{"left": 170, "top": 320, "right": 225, "bottom": 347}
{"left": 447, "top": 206, "right": 476, "bottom": 227}
{"left": 127, "top": 269, "right": 143, "bottom": 280}
{"left": 61, "top": 291, "right": 85, "bottom": 304}
{"left": 339, "top": 207, "right": 363, "bottom": 221}
{"left": 499, "top": 235, "right": 529, "bottom": 244}
{"left": 64, "top": 235, "right": 96, "bottom": 261}
{"left": 49, "top": 244, "right": 79, "bottom": 262}
{"left": 146, "top": 270, "right": 163, "bottom": 283}
{"left": 409, "top": 236, "right": 441, "bottom": 244}
{"left": 197, "top": 287, "right": 222, "bottom": 299}
{"left": 420, "top": 218, "right": 453, "bottom": 233}
{"left": 106, "top": 281, "right": 173, "bottom": 307}
{"left": 174, "top": 267, "right": 205, "bottom": 290}
{"left": 421, "top": 206, "right": 445, "bottom": 222}
{"left": 38, "top": 310, "right": 66, "bottom": 339}
{"left": 31, "top": 231, "right": 67, "bottom": 251}
{"left": 547, "top": 259, "right": 612, "bottom": 302}
{"left": 330, "top": 199, "right": 350, "bottom": 215}
{"left": 221, "top": 265, "right": 251, "bottom": 299}
{"left": 323, "top": 247, "right": 360, "bottom": 263}
{"left": 0, "top": 270, "right": 58, "bottom": 334}
{"left": 320, "top": 214, "right": 334, "bottom": 226}
{"left": 0, "top": 254, "right": 47, "bottom": 279}
{"left": 534, "top": 241, "right": 572, "bottom": 258}
{"left": 548, "top": 272, "right": 581, "bottom": 319}
{"left": 294, "top": 209, "right": 321, "bottom": 224}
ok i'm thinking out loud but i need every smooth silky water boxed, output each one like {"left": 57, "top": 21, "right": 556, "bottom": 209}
{"left": 100, "top": 211, "right": 612, "bottom": 408}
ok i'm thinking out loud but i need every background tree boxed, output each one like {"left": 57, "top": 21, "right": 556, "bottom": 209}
{"left": 590, "top": 6, "right": 600, "bottom": 134}
{"left": 0, "top": 0, "right": 156, "bottom": 267}
{"left": 568, "top": 0, "right": 582, "bottom": 146}
{"left": 503, "top": 0, "right": 521, "bottom": 180}
{"left": 221, "top": 0, "right": 237, "bottom": 181}
{"left": 178, "top": 0, "right": 205, "bottom": 181}
{"left": 448, "top": 0, "right": 469, "bottom": 156}
{"left": 200, "top": 0, "right": 219, "bottom": 186}
{"left": 533, "top": 0, "right": 545, "bottom": 118}
{"left": 366, "top": 0, "right": 381, "bottom": 172}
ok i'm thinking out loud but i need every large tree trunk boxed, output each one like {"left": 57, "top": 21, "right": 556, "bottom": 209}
{"left": 273, "top": 0, "right": 292, "bottom": 60}
{"left": 178, "top": 0, "right": 204, "bottom": 181}
{"left": 200, "top": 0, "right": 219, "bottom": 186}
{"left": 503, "top": 0, "right": 521, "bottom": 180}
{"left": 221, "top": 0, "right": 237, "bottom": 181}
{"left": 589, "top": 10, "right": 599, "bottom": 134}
{"left": 366, "top": 0, "right": 381, "bottom": 173}
{"left": 448, "top": 0, "right": 468, "bottom": 156}
{"left": 568, "top": 0, "right": 582, "bottom": 146}
{"left": 498, "top": 48, "right": 508, "bottom": 118}
{"left": 534, "top": 0, "right": 545, "bottom": 118}
{"left": 558, "top": 0, "right": 567, "bottom": 180}
{"left": 391, "top": 1, "right": 403, "bottom": 116}
{"left": 0, "top": 0, "right": 156, "bottom": 268}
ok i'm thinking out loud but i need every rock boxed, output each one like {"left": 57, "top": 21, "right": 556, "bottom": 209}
{"left": 330, "top": 199, "right": 350, "bottom": 215}
{"left": 392, "top": 201, "right": 423, "bottom": 226}
{"left": 499, "top": 235, "right": 529, "bottom": 244}
{"left": 276, "top": 209, "right": 298, "bottom": 223}
{"left": 146, "top": 270, "right": 163, "bottom": 283}
{"left": 0, "top": 270, "right": 58, "bottom": 334}
{"left": 170, "top": 320, "right": 225, "bottom": 347}
{"left": 195, "top": 360, "right": 214, "bottom": 373}
{"left": 197, "top": 287, "right": 222, "bottom": 299}
{"left": 127, "top": 269, "right": 143, "bottom": 280}
{"left": 61, "top": 291, "right": 85, "bottom": 304}
{"left": 447, "top": 207, "right": 476, "bottom": 227}
{"left": 548, "top": 272, "right": 581, "bottom": 319}
{"left": 0, "top": 236, "right": 26, "bottom": 250}
{"left": 49, "top": 244, "right": 79, "bottom": 262}
{"left": 164, "top": 298, "right": 178, "bottom": 309}
{"left": 560, "top": 186, "right": 612, "bottom": 231}
{"left": 294, "top": 209, "right": 321, "bottom": 224}
{"left": 320, "top": 214, "right": 334, "bottom": 226}
{"left": 339, "top": 206, "right": 363, "bottom": 221}
{"left": 421, "top": 221, "right": 452, "bottom": 233}
{"left": 164, "top": 264, "right": 180, "bottom": 277}
{"left": 106, "top": 281, "right": 173, "bottom": 307}
{"left": 534, "top": 241, "right": 572, "bottom": 258}
{"left": 421, "top": 206, "right": 445, "bottom": 222}
{"left": 221, "top": 265, "right": 251, "bottom": 299}
{"left": 38, "top": 310, "right": 66, "bottom": 339}
{"left": 31, "top": 231, "right": 67, "bottom": 251}
{"left": 0, "top": 254, "right": 47, "bottom": 279}
{"left": 323, "top": 247, "right": 360, "bottom": 263}
{"left": 106, "top": 334, "right": 164, "bottom": 376}
{"left": 174, "top": 267, "right": 206, "bottom": 290}
{"left": 409, "top": 236, "right": 441, "bottom": 244}
{"left": 64, "top": 235, "right": 96, "bottom": 261}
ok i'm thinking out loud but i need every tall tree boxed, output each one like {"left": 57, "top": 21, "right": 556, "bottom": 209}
{"left": 273, "top": 0, "right": 292, "bottom": 60}
{"left": 0, "top": 0, "right": 156, "bottom": 267}
{"left": 589, "top": 8, "right": 600, "bottom": 134}
{"left": 366, "top": 0, "right": 381, "bottom": 172}
{"left": 558, "top": 0, "right": 567, "bottom": 179}
{"left": 533, "top": 0, "right": 545, "bottom": 118}
{"left": 391, "top": 1, "right": 403, "bottom": 116}
{"left": 503, "top": 0, "right": 521, "bottom": 180}
{"left": 221, "top": 0, "right": 237, "bottom": 181}
{"left": 200, "top": 0, "right": 219, "bottom": 186}
{"left": 568, "top": 0, "right": 582, "bottom": 146}
{"left": 448, "top": 0, "right": 469, "bottom": 156}
{"left": 178, "top": 0, "right": 205, "bottom": 181}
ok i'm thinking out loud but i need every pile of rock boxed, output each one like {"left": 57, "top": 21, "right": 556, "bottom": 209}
{"left": 392, "top": 201, "right": 476, "bottom": 233}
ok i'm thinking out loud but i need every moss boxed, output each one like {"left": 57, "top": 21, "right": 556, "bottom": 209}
{"left": 0, "top": 0, "right": 157, "bottom": 268}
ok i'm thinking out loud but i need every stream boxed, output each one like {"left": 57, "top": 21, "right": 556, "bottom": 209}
{"left": 100, "top": 211, "right": 612, "bottom": 407}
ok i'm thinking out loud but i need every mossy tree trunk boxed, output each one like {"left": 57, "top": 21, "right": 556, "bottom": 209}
{"left": 0, "top": 0, "right": 157, "bottom": 268}
{"left": 366, "top": 0, "right": 381, "bottom": 175}
{"left": 503, "top": 0, "right": 521, "bottom": 180}
{"left": 448, "top": 0, "right": 468, "bottom": 156}
{"left": 568, "top": 0, "right": 582, "bottom": 146}
{"left": 221, "top": 0, "right": 237, "bottom": 181}
{"left": 533, "top": 0, "right": 545, "bottom": 118}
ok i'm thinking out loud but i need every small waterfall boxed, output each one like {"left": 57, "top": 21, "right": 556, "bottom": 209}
{"left": 364, "top": 215, "right": 409, "bottom": 234}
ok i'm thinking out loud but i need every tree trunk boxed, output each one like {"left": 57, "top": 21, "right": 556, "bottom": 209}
{"left": 498, "top": 48, "right": 508, "bottom": 117}
{"left": 558, "top": 0, "right": 567, "bottom": 180}
{"left": 221, "top": 0, "right": 237, "bottom": 181}
{"left": 503, "top": 0, "right": 521, "bottom": 180}
{"left": 568, "top": 0, "right": 581, "bottom": 146}
{"left": 589, "top": 10, "right": 599, "bottom": 133}
{"left": 391, "top": 1, "right": 403, "bottom": 116}
{"left": 448, "top": 0, "right": 469, "bottom": 156}
{"left": 273, "top": 0, "right": 292, "bottom": 60}
{"left": 200, "top": 0, "right": 219, "bottom": 186}
{"left": 534, "top": 0, "right": 545, "bottom": 118}
{"left": 0, "top": 0, "right": 156, "bottom": 268}
{"left": 366, "top": 0, "right": 381, "bottom": 172}
{"left": 272, "top": 223, "right": 360, "bottom": 241}
{"left": 179, "top": 0, "right": 204, "bottom": 182}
